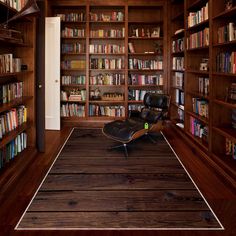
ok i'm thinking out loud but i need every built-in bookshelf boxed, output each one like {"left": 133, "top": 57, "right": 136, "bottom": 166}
{"left": 0, "top": 2, "right": 36, "bottom": 170}
{"left": 169, "top": 0, "right": 236, "bottom": 186}
{"left": 48, "top": 0, "right": 167, "bottom": 125}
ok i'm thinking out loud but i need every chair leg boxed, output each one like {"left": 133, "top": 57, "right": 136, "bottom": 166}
{"left": 108, "top": 143, "right": 128, "bottom": 158}
{"left": 145, "top": 133, "right": 157, "bottom": 144}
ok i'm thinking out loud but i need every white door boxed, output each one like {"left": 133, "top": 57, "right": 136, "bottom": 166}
{"left": 45, "top": 17, "right": 60, "bottom": 130}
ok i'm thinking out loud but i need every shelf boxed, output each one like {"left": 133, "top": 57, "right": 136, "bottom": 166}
{"left": 171, "top": 12, "right": 184, "bottom": 21}
{"left": 186, "top": 110, "right": 208, "bottom": 124}
{"left": 128, "top": 37, "right": 163, "bottom": 40}
{"left": 0, "top": 37, "right": 33, "bottom": 47}
{"left": 89, "top": 100, "right": 125, "bottom": 104}
{"left": 186, "top": 131, "right": 209, "bottom": 152}
{"left": 0, "top": 70, "right": 33, "bottom": 78}
{"left": 213, "top": 6, "right": 236, "bottom": 20}
{"left": 0, "top": 122, "right": 29, "bottom": 149}
{"left": 89, "top": 21, "right": 125, "bottom": 24}
{"left": 171, "top": 86, "right": 184, "bottom": 91}
{"left": 213, "top": 99, "right": 236, "bottom": 109}
{"left": 186, "top": 70, "right": 209, "bottom": 75}
{"left": 172, "top": 30, "right": 185, "bottom": 39}
{"left": 90, "top": 37, "right": 124, "bottom": 40}
{"left": 0, "top": 96, "right": 33, "bottom": 114}
{"left": 212, "top": 72, "right": 236, "bottom": 77}
{"left": 128, "top": 53, "right": 161, "bottom": 56}
{"left": 171, "top": 102, "right": 184, "bottom": 111}
{"left": 187, "top": 0, "right": 208, "bottom": 11}
{"left": 186, "top": 46, "right": 209, "bottom": 51}
{"left": 61, "top": 53, "right": 86, "bottom": 55}
{"left": 186, "top": 19, "right": 209, "bottom": 32}
{"left": 89, "top": 53, "right": 125, "bottom": 56}
{"left": 213, "top": 40, "right": 236, "bottom": 47}
{"left": 62, "top": 69, "right": 86, "bottom": 72}
{"left": 61, "top": 37, "right": 86, "bottom": 39}
{"left": 61, "top": 100, "right": 86, "bottom": 104}
{"left": 61, "top": 117, "right": 86, "bottom": 121}
{"left": 129, "top": 84, "right": 163, "bottom": 88}
{"left": 89, "top": 84, "right": 125, "bottom": 87}
{"left": 89, "top": 69, "right": 124, "bottom": 72}
{"left": 172, "top": 118, "right": 185, "bottom": 129}
{"left": 61, "top": 21, "right": 86, "bottom": 24}
{"left": 128, "top": 100, "right": 143, "bottom": 104}
{"left": 128, "top": 69, "right": 163, "bottom": 72}
{"left": 0, "top": 1, "right": 17, "bottom": 15}
{"left": 171, "top": 69, "right": 185, "bottom": 73}
{"left": 187, "top": 91, "right": 209, "bottom": 100}
{"left": 171, "top": 51, "right": 184, "bottom": 56}
{"left": 61, "top": 84, "right": 86, "bottom": 87}
{"left": 213, "top": 125, "right": 236, "bottom": 143}
{"left": 128, "top": 21, "right": 163, "bottom": 25}
{"left": 88, "top": 116, "right": 125, "bottom": 120}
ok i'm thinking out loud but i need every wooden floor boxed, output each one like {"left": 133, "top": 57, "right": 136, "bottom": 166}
{"left": 0, "top": 126, "right": 235, "bottom": 235}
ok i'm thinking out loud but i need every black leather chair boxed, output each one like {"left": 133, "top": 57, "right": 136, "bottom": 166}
{"left": 102, "top": 93, "right": 170, "bottom": 157}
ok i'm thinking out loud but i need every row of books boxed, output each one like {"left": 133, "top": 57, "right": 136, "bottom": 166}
{"left": 0, "top": 81, "right": 23, "bottom": 104}
{"left": 187, "top": 2, "right": 209, "bottom": 28}
{"left": 0, "top": 54, "right": 22, "bottom": 74}
{"left": 172, "top": 57, "right": 184, "bottom": 71}
{"left": 0, "top": 132, "right": 27, "bottom": 170}
{"left": 89, "top": 44, "right": 125, "bottom": 54}
{"left": 61, "top": 27, "right": 85, "bottom": 38}
{"left": 90, "top": 28, "right": 125, "bottom": 38}
{"left": 90, "top": 58, "right": 124, "bottom": 70}
{"left": 56, "top": 12, "right": 85, "bottom": 22}
{"left": 190, "top": 116, "right": 208, "bottom": 140}
{"left": 128, "top": 104, "right": 144, "bottom": 112}
{"left": 175, "top": 89, "right": 184, "bottom": 106}
{"left": 178, "top": 108, "right": 184, "bottom": 123}
{"left": 216, "top": 51, "right": 236, "bottom": 74}
{"left": 61, "top": 75, "right": 86, "bottom": 85}
{"left": 89, "top": 105, "right": 125, "bottom": 117}
{"left": 232, "top": 109, "right": 236, "bottom": 129}
{"left": 225, "top": 138, "right": 236, "bottom": 160}
{"left": 173, "top": 72, "right": 184, "bottom": 88}
{"left": 192, "top": 98, "right": 208, "bottom": 118}
{"left": 61, "top": 89, "right": 86, "bottom": 102}
{"left": 90, "top": 73, "right": 125, "bottom": 85}
{"left": 61, "top": 60, "right": 86, "bottom": 70}
{"left": 61, "top": 104, "right": 85, "bottom": 117}
{"left": 129, "top": 74, "right": 164, "bottom": 86}
{"left": 198, "top": 77, "right": 209, "bottom": 95}
{"left": 128, "top": 90, "right": 163, "bottom": 101}
{"left": 62, "top": 43, "right": 85, "bottom": 54}
{"left": 217, "top": 22, "right": 236, "bottom": 44}
{"left": 0, "top": 0, "right": 26, "bottom": 11}
{"left": 90, "top": 11, "right": 124, "bottom": 22}
{"left": 129, "top": 27, "right": 161, "bottom": 38}
{"left": 0, "top": 105, "right": 27, "bottom": 139}
{"left": 187, "top": 28, "right": 209, "bottom": 49}
{"left": 172, "top": 38, "right": 184, "bottom": 53}
{"left": 129, "top": 58, "right": 163, "bottom": 70}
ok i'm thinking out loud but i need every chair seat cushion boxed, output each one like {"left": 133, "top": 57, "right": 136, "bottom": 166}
{"left": 103, "top": 118, "right": 147, "bottom": 143}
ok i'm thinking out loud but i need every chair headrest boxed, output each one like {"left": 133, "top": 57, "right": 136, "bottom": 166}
{"left": 143, "top": 93, "right": 169, "bottom": 109}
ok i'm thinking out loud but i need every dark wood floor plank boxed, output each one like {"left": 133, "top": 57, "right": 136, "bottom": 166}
{"left": 50, "top": 158, "right": 186, "bottom": 174}
{"left": 18, "top": 211, "right": 220, "bottom": 229}
{"left": 28, "top": 190, "right": 208, "bottom": 212}
{"left": 41, "top": 173, "right": 195, "bottom": 190}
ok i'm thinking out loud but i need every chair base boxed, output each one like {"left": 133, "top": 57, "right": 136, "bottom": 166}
{"left": 108, "top": 143, "right": 128, "bottom": 158}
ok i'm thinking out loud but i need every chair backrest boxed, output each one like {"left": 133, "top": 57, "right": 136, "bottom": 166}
{"left": 140, "top": 93, "right": 170, "bottom": 124}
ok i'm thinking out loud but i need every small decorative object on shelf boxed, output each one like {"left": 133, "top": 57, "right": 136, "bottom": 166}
{"left": 102, "top": 93, "right": 124, "bottom": 101}
{"left": 151, "top": 27, "right": 160, "bottom": 38}
{"left": 90, "top": 88, "right": 101, "bottom": 100}
{"left": 226, "top": 83, "right": 236, "bottom": 103}
{"left": 225, "top": 0, "right": 235, "bottom": 10}
{"left": 199, "top": 58, "right": 209, "bottom": 71}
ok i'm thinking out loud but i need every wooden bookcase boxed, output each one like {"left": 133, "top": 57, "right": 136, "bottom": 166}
{"left": 169, "top": 0, "right": 236, "bottom": 186}
{"left": 46, "top": 0, "right": 167, "bottom": 126}
{"left": 0, "top": 2, "right": 36, "bottom": 170}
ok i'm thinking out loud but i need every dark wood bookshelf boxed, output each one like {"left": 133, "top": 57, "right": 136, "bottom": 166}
{"left": 186, "top": 46, "right": 209, "bottom": 51}
{"left": 0, "top": 122, "right": 29, "bottom": 149}
{"left": 186, "top": 70, "right": 209, "bottom": 75}
{"left": 89, "top": 21, "right": 125, "bottom": 24}
{"left": 61, "top": 100, "right": 86, "bottom": 104}
{"left": 128, "top": 37, "right": 163, "bottom": 40}
{"left": 212, "top": 6, "right": 236, "bottom": 20}
{"left": 213, "top": 40, "right": 236, "bottom": 47}
{"left": 187, "top": 91, "right": 209, "bottom": 100}
{"left": 186, "top": 19, "right": 209, "bottom": 31}
{"left": 128, "top": 85, "right": 163, "bottom": 88}
{"left": 212, "top": 72, "right": 236, "bottom": 77}
{"left": 213, "top": 125, "right": 236, "bottom": 143}
{"left": 90, "top": 37, "right": 125, "bottom": 40}
{"left": 61, "top": 53, "right": 86, "bottom": 55}
{"left": 171, "top": 86, "right": 184, "bottom": 91}
{"left": 171, "top": 12, "right": 184, "bottom": 21}
{"left": 171, "top": 101, "right": 185, "bottom": 111}
{"left": 186, "top": 110, "right": 209, "bottom": 124}
{"left": 213, "top": 99, "right": 236, "bottom": 109}
{"left": 171, "top": 30, "right": 185, "bottom": 39}
{"left": 187, "top": 0, "right": 208, "bottom": 11}
{"left": 61, "top": 84, "right": 86, "bottom": 88}
{"left": 128, "top": 100, "right": 143, "bottom": 104}
{"left": 0, "top": 71, "right": 33, "bottom": 78}
{"left": 89, "top": 53, "right": 125, "bottom": 56}
{"left": 186, "top": 131, "right": 209, "bottom": 152}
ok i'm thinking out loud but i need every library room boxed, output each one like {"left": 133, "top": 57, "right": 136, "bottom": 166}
{"left": 0, "top": 0, "right": 235, "bottom": 235}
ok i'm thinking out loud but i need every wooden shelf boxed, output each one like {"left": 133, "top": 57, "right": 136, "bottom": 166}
{"left": 171, "top": 12, "right": 184, "bottom": 21}
{"left": 129, "top": 84, "right": 163, "bottom": 88}
{"left": 128, "top": 21, "right": 163, "bottom": 25}
{"left": 0, "top": 97, "right": 33, "bottom": 114}
{"left": 61, "top": 100, "right": 86, "bottom": 104}
{"left": 186, "top": 46, "right": 209, "bottom": 51}
{"left": 213, "top": 125, "right": 236, "bottom": 143}
{"left": 186, "top": 19, "right": 209, "bottom": 32}
{"left": 61, "top": 53, "right": 86, "bottom": 55}
{"left": 89, "top": 21, "right": 125, "bottom": 24}
{"left": 128, "top": 37, "right": 163, "bottom": 40}
{"left": 213, "top": 40, "right": 236, "bottom": 47}
{"left": 0, "top": 71, "right": 33, "bottom": 78}
{"left": 88, "top": 116, "right": 125, "bottom": 120}
{"left": 171, "top": 51, "right": 184, "bottom": 56}
{"left": 187, "top": 91, "right": 209, "bottom": 100}
{"left": 62, "top": 69, "right": 86, "bottom": 72}
{"left": 213, "top": 99, "right": 236, "bottom": 109}
{"left": 171, "top": 86, "right": 184, "bottom": 91}
{"left": 89, "top": 100, "right": 125, "bottom": 104}
{"left": 89, "top": 69, "right": 124, "bottom": 72}
{"left": 186, "top": 131, "right": 209, "bottom": 152}
{"left": 212, "top": 72, "right": 236, "bottom": 77}
{"left": 186, "top": 69, "right": 209, "bottom": 75}
{"left": 171, "top": 69, "right": 185, "bottom": 73}
{"left": 187, "top": 0, "right": 208, "bottom": 11}
{"left": 89, "top": 53, "right": 125, "bottom": 56}
{"left": 61, "top": 37, "right": 86, "bottom": 39}
{"left": 89, "top": 84, "right": 125, "bottom": 87}
{"left": 0, "top": 122, "right": 29, "bottom": 149}
{"left": 61, "top": 84, "right": 86, "bottom": 87}
{"left": 128, "top": 53, "right": 161, "bottom": 56}
{"left": 213, "top": 6, "right": 236, "bottom": 20}
{"left": 90, "top": 37, "right": 124, "bottom": 40}
{"left": 61, "top": 21, "right": 86, "bottom": 23}
{"left": 128, "top": 69, "right": 163, "bottom": 72}
{"left": 186, "top": 110, "right": 208, "bottom": 124}
{"left": 171, "top": 30, "right": 185, "bottom": 39}
{"left": 128, "top": 100, "right": 143, "bottom": 104}
{"left": 171, "top": 102, "right": 185, "bottom": 110}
